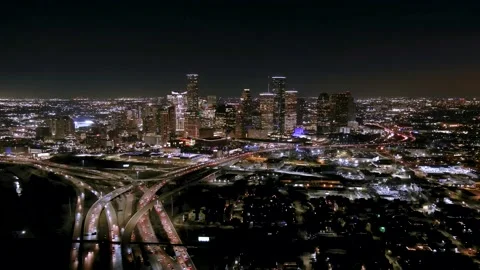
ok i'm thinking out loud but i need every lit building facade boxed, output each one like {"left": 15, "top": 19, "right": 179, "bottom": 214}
{"left": 317, "top": 93, "right": 331, "bottom": 134}
{"left": 237, "top": 89, "right": 253, "bottom": 138}
{"left": 225, "top": 103, "right": 238, "bottom": 136}
{"left": 167, "top": 91, "right": 187, "bottom": 134}
{"left": 259, "top": 92, "right": 275, "bottom": 134}
{"left": 285, "top": 90, "right": 297, "bottom": 133}
{"left": 186, "top": 74, "right": 199, "bottom": 112}
{"left": 330, "top": 91, "right": 355, "bottom": 130}
{"left": 270, "top": 76, "right": 286, "bottom": 134}
{"left": 156, "top": 105, "right": 174, "bottom": 145}
{"left": 185, "top": 74, "right": 200, "bottom": 138}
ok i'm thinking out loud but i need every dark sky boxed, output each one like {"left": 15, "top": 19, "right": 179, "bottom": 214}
{"left": 1, "top": 1, "right": 480, "bottom": 98}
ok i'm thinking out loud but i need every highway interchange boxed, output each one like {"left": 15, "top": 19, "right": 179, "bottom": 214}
{"left": 0, "top": 147, "right": 289, "bottom": 270}
{"left": 0, "top": 128, "right": 416, "bottom": 270}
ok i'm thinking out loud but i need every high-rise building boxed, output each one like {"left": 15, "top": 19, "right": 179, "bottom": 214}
{"left": 186, "top": 74, "right": 199, "bottom": 112}
{"left": 285, "top": 90, "right": 298, "bottom": 133}
{"left": 156, "top": 105, "right": 174, "bottom": 145}
{"left": 316, "top": 93, "right": 331, "bottom": 134}
{"left": 200, "top": 104, "right": 216, "bottom": 128}
{"left": 296, "top": 97, "right": 306, "bottom": 126}
{"left": 167, "top": 91, "right": 187, "bottom": 135}
{"left": 142, "top": 105, "right": 158, "bottom": 134}
{"left": 330, "top": 91, "right": 355, "bottom": 130}
{"left": 225, "top": 103, "right": 238, "bottom": 136}
{"left": 237, "top": 89, "right": 253, "bottom": 138}
{"left": 185, "top": 112, "right": 199, "bottom": 138}
{"left": 270, "top": 76, "right": 286, "bottom": 134}
{"left": 185, "top": 74, "right": 200, "bottom": 138}
{"left": 259, "top": 92, "right": 275, "bottom": 133}
{"left": 48, "top": 116, "right": 75, "bottom": 139}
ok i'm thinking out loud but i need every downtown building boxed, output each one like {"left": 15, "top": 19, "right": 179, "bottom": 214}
{"left": 270, "top": 76, "right": 287, "bottom": 134}
{"left": 235, "top": 89, "right": 253, "bottom": 138}
{"left": 185, "top": 74, "right": 200, "bottom": 138}
{"left": 330, "top": 91, "right": 356, "bottom": 131}
{"left": 167, "top": 91, "right": 187, "bottom": 135}
{"left": 156, "top": 105, "right": 175, "bottom": 145}
{"left": 47, "top": 116, "right": 75, "bottom": 139}
{"left": 316, "top": 93, "right": 331, "bottom": 134}
{"left": 259, "top": 92, "right": 275, "bottom": 137}
{"left": 141, "top": 104, "right": 158, "bottom": 134}
{"left": 285, "top": 90, "right": 298, "bottom": 133}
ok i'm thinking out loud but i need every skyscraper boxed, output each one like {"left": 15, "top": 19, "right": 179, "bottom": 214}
{"left": 156, "top": 105, "right": 174, "bottom": 145}
{"left": 316, "top": 93, "right": 331, "bottom": 134}
{"left": 296, "top": 97, "right": 306, "bottom": 126}
{"left": 186, "top": 74, "right": 199, "bottom": 112}
{"left": 167, "top": 91, "right": 187, "bottom": 135}
{"left": 225, "top": 103, "right": 238, "bottom": 136}
{"left": 185, "top": 74, "right": 200, "bottom": 137}
{"left": 259, "top": 92, "right": 275, "bottom": 134}
{"left": 270, "top": 76, "right": 286, "bottom": 134}
{"left": 330, "top": 91, "right": 355, "bottom": 130}
{"left": 237, "top": 89, "right": 253, "bottom": 138}
{"left": 141, "top": 105, "right": 158, "bottom": 134}
{"left": 285, "top": 90, "right": 298, "bottom": 133}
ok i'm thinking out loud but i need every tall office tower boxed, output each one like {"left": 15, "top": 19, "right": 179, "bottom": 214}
{"left": 330, "top": 91, "right": 355, "bottom": 130}
{"left": 270, "top": 76, "right": 286, "bottom": 134}
{"left": 236, "top": 89, "right": 253, "bottom": 138}
{"left": 185, "top": 111, "right": 199, "bottom": 138}
{"left": 199, "top": 98, "right": 215, "bottom": 128}
{"left": 167, "top": 91, "right": 187, "bottom": 135}
{"left": 225, "top": 103, "right": 238, "bottom": 136}
{"left": 316, "top": 93, "right": 331, "bottom": 134}
{"left": 156, "top": 105, "right": 174, "bottom": 145}
{"left": 259, "top": 92, "right": 275, "bottom": 133}
{"left": 142, "top": 105, "right": 158, "bottom": 134}
{"left": 185, "top": 74, "right": 200, "bottom": 137}
{"left": 285, "top": 90, "right": 298, "bottom": 133}
{"left": 48, "top": 116, "right": 75, "bottom": 139}
{"left": 186, "top": 74, "right": 199, "bottom": 112}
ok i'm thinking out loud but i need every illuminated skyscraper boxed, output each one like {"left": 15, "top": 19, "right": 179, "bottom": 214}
{"left": 185, "top": 74, "right": 200, "bottom": 137}
{"left": 156, "top": 105, "right": 174, "bottom": 145}
{"left": 330, "top": 91, "right": 355, "bottom": 130}
{"left": 270, "top": 76, "right": 286, "bottom": 134}
{"left": 141, "top": 105, "right": 158, "bottom": 134}
{"left": 225, "top": 103, "right": 238, "bottom": 136}
{"left": 167, "top": 91, "right": 187, "bottom": 134}
{"left": 185, "top": 111, "right": 199, "bottom": 138}
{"left": 316, "top": 93, "right": 331, "bottom": 134}
{"left": 186, "top": 74, "right": 199, "bottom": 112}
{"left": 259, "top": 92, "right": 275, "bottom": 133}
{"left": 236, "top": 89, "right": 253, "bottom": 138}
{"left": 285, "top": 90, "right": 297, "bottom": 133}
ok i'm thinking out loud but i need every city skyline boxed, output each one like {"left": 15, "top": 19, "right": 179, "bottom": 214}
{"left": 1, "top": 1, "right": 480, "bottom": 98}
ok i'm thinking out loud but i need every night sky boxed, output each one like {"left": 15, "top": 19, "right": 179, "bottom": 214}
{"left": 1, "top": 1, "right": 479, "bottom": 98}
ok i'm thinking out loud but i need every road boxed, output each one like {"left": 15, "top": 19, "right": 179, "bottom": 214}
{"left": 1, "top": 146, "right": 298, "bottom": 269}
